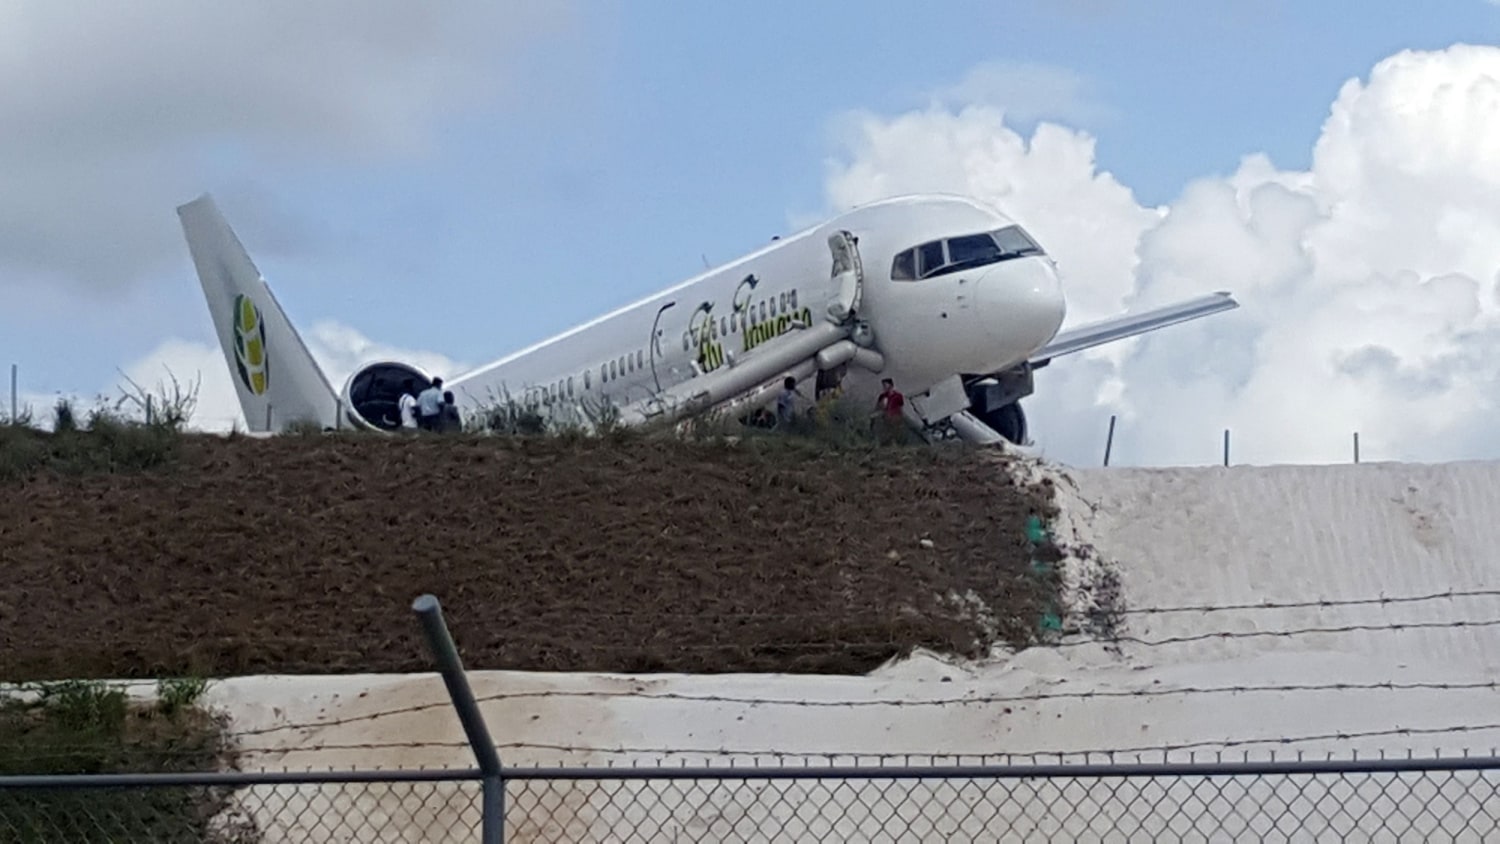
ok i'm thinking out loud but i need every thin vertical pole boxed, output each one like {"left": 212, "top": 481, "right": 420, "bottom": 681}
{"left": 1223, "top": 429, "right": 1230, "bottom": 467}
{"left": 1353, "top": 432, "right": 1360, "bottom": 464}
{"left": 413, "top": 594, "right": 503, "bottom": 844}
{"left": 265, "top": 403, "right": 272, "bottom": 432}
{"left": 9, "top": 364, "right": 16, "bottom": 422}
{"left": 1103, "top": 415, "right": 1116, "bottom": 467}
{"left": 146, "top": 395, "right": 154, "bottom": 426}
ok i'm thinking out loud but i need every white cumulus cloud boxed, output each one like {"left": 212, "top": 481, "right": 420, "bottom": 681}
{"left": 822, "top": 43, "right": 1500, "bottom": 467}
{"left": 927, "top": 60, "right": 1118, "bottom": 129}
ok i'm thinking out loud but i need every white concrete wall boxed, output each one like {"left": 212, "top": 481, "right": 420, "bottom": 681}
{"left": 204, "top": 457, "right": 1500, "bottom": 840}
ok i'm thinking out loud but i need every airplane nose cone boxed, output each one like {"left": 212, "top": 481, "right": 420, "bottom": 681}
{"left": 977, "top": 258, "right": 1066, "bottom": 359}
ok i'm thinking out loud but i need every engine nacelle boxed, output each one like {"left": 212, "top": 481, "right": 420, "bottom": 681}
{"left": 340, "top": 361, "right": 433, "bottom": 432}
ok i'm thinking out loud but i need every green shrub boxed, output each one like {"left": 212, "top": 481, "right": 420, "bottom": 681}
{"left": 0, "top": 679, "right": 250, "bottom": 842}
{"left": 0, "top": 409, "right": 182, "bottom": 482}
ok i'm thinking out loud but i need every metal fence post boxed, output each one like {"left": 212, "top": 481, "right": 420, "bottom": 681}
{"left": 1222, "top": 429, "right": 1230, "bottom": 467}
{"left": 1103, "top": 415, "right": 1116, "bottom": 467}
{"left": 1353, "top": 432, "right": 1360, "bottom": 464}
{"left": 413, "top": 594, "right": 504, "bottom": 844}
{"left": 9, "top": 363, "right": 16, "bottom": 421}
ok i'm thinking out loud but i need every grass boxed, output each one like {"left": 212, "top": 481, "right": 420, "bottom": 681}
{"left": 1, "top": 365, "right": 947, "bottom": 479}
{"left": 458, "top": 386, "right": 937, "bottom": 456}
{"left": 0, "top": 678, "right": 257, "bottom": 842}
{"left": 0, "top": 401, "right": 184, "bottom": 483}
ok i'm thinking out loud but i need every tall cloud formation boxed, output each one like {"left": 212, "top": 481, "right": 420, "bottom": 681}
{"left": 0, "top": 1, "right": 570, "bottom": 292}
{"left": 824, "top": 44, "right": 1500, "bottom": 467}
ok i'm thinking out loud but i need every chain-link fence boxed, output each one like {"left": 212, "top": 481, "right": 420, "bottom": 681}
{"left": 0, "top": 771, "right": 480, "bottom": 842}
{"left": 4, "top": 757, "right": 1500, "bottom": 842}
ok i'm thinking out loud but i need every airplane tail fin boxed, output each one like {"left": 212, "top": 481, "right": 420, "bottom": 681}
{"left": 177, "top": 194, "right": 341, "bottom": 432}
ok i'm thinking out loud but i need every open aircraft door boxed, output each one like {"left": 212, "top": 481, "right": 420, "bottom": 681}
{"left": 825, "top": 229, "right": 864, "bottom": 325}
{"left": 622, "top": 230, "right": 877, "bottom": 431}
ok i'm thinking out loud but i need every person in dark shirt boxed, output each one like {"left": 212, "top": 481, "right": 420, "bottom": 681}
{"left": 439, "top": 391, "right": 462, "bottom": 433}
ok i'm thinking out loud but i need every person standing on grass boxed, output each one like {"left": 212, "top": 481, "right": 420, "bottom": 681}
{"left": 873, "top": 378, "right": 905, "bottom": 442}
{"left": 776, "top": 376, "right": 800, "bottom": 427}
{"left": 417, "top": 377, "right": 445, "bottom": 431}
{"left": 440, "top": 391, "right": 462, "bottom": 433}
{"left": 399, "top": 379, "right": 419, "bottom": 431}
{"left": 875, "top": 378, "right": 904, "bottom": 420}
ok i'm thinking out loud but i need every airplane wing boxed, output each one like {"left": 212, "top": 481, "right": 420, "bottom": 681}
{"left": 1028, "top": 291, "right": 1238, "bottom": 365}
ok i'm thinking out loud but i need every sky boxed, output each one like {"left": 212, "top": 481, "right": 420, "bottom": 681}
{"left": 3, "top": 0, "right": 1500, "bottom": 467}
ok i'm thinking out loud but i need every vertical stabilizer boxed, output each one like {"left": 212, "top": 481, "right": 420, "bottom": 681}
{"left": 177, "top": 194, "right": 340, "bottom": 432}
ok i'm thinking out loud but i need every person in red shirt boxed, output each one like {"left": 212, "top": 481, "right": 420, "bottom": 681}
{"left": 874, "top": 379, "right": 905, "bottom": 442}
{"left": 876, "top": 379, "right": 904, "bottom": 417}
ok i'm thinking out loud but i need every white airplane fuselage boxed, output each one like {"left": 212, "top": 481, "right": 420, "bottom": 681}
{"left": 437, "top": 194, "right": 1064, "bottom": 423}
{"left": 176, "top": 190, "right": 1235, "bottom": 441}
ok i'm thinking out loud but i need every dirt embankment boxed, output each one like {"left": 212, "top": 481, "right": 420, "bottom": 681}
{"left": 0, "top": 433, "right": 1062, "bottom": 680}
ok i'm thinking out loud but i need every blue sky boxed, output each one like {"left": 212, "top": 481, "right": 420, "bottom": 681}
{"left": 4, "top": 1, "right": 1500, "bottom": 464}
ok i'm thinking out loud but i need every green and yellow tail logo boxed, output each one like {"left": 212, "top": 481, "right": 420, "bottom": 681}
{"left": 231, "top": 294, "right": 268, "bottom": 395}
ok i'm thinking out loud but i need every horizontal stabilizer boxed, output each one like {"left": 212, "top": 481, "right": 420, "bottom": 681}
{"left": 1029, "top": 291, "right": 1238, "bottom": 364}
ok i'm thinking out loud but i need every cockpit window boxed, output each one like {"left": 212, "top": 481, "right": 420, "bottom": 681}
{"left": 917, "top": 242, "right": 946, "bottom": 277}
{"left": 946, "top": 233, "right": 1003, "bottom": 267}
{"left": 892, "top": 225, "right": 1046, "bottom": 281}
{"left": 992, "top": 225, "right": 1044, "bottom": 258}
{"left": 891, "top": 249, "right": 915, "bottom": 280}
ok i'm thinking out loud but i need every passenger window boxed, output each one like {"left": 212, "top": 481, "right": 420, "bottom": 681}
{"left": 609, "top": 360, "right": 616, "bottom": 380}
{"left": 917, "top": 241, "right": 946, "bottom": 278}
{"left": 759, "top": 301, "right": 767, "bottom": 322}
{"left": 637, "top": 350, "right": 644, "bottom": 369}
{"left": 891, "top": 249, "right": 916, "bottom": 281}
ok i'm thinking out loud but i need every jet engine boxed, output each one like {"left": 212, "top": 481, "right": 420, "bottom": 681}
{"left": 339, "top": 360, "right": 433, "bottom": 431}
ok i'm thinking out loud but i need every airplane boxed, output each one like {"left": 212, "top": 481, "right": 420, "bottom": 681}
{"left": 177, "top": 192, "right": 1237, "bottom": 446}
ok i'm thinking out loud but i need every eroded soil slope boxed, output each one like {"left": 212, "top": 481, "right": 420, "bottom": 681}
{"left": 0, "top": 433, "right": 1060, "bottom": 680}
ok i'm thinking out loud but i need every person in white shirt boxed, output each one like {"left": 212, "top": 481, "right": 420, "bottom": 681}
{"left": 416, "top": 377, "right": 445, "bottom": 430}
{"left": 398, "top": 379, "right": 419, "bottom": 431}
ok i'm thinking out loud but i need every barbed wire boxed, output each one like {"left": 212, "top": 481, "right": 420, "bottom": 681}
{"left": 221, "top": 721, "right": 1500, "bottom": 765}
{"left": 1120, "top": 587, "right": 1500, "bottom": 617}
{"left": 15, "top": 728, "right": 1500, "bottom": 771}
{"left": 223, "top": 676, "right": 1500, "bottom": 743}
{"left": 244, "top": 586, "right": 1500, "bottom": 623}
{"left": 1058, "top": 616, "right": 1500, "bottom": 648}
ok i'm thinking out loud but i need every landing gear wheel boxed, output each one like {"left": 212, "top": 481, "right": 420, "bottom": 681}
{"left": 983, "top": 402, "right": 1027, "bottom": 445}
